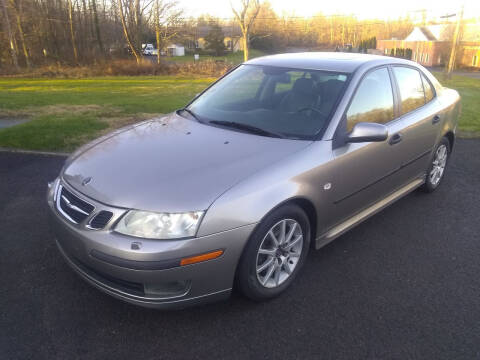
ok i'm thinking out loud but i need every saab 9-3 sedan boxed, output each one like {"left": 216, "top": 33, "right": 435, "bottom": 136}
{"left": 47, "top": 53, "right": 460, "bottom": 308}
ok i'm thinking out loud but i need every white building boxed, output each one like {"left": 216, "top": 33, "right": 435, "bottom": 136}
{"left": 166, "top": 44, "right": 185, "bottom": 57}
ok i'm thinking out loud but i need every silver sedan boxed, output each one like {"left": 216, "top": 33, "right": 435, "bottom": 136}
{"left": 47, "top": 53, "right": 460, "bottom": 308}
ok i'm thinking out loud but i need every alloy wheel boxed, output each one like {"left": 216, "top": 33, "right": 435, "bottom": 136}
{"left": 256, "top": 219, "right": 304, "bottom": 288}
{"left": 429, "top": 144, "right": 448, "bottom": 186}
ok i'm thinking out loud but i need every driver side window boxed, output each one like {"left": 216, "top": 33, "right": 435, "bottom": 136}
{"left": 346, "top": 68, "right": 394, "bottom": 131}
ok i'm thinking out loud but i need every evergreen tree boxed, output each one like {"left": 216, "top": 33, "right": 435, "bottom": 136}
{"left": 205, "top": 23, "right": 226, "bottom": 56}
{"left": 406, "top": 48, "right": 412, "bottom": 60}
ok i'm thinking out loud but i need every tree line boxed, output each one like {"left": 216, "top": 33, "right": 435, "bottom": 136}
{"left": 0, "top": 0, "right": 187, "bottom": 68}
{"left": 1, "top": 0, "right": 415, "bottom": 70}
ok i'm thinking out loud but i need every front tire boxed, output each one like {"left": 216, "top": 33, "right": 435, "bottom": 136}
{"left": 420, "top": 137, "right": 450, "bottom": 193}
{"left": 236, "top": 204, "right": 311, "bottom": 301}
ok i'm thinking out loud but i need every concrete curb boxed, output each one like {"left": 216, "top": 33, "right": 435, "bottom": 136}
{"left": 0, "top": 147, "right": 70, "bottom": 157}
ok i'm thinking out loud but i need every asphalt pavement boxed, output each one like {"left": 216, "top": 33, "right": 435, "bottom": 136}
{"left": 1, "top": 139, "right": 480, "bottom": 359}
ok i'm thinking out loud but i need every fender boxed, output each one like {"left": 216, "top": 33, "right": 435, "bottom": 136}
{"left": 197, "top": 140, "right": 337, "bottom": 237}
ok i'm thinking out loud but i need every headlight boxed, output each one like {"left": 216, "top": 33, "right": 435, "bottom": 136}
{"left": 115, "top": 210, "right": 204, "bottom": 239}
{"left": 47, "top": 177, "right": 60, "bottom": 203}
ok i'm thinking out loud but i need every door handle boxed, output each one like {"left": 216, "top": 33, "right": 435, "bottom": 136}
{"left": 432, "top": 115, "right": 441, "bottom": 124}
{"left": 389, "top": 133, "right": 402, "bottom": 145}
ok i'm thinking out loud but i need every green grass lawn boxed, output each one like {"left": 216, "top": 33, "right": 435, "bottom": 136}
{"left": 0, "top": 76, "right": 214, "bottom": 113}
{"left": 0, "top": 76, "right": 215, "bottom": 151}
{"left": 432, "top": 72, "right": 480, "bottom": 137}
{"left": 0, "top": 70, "right": 478, "bottom": 152}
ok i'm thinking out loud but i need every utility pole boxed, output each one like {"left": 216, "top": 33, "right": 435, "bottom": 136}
{"left": 1, "top": 0, "right": 19, "bottom": 70}
{"left": 445, "top": 5, "right": 464, "bottom": 79}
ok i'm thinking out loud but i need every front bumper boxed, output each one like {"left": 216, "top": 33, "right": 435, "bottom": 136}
{"left": 47, "top": 180, "right": 256, "bottom": 309}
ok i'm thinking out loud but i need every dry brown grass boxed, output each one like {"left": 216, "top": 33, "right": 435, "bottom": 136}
{"left": 0, "top": 58, "right": 232, "bottom": 78}
{"left": 98, "top": 112, "right": 160, "bottom": 129}
{"left": 0, "top": 104, "right": 118, "bottom": 120}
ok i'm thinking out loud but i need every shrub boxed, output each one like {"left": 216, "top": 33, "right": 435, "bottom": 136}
{"left": 0, "top": 58, "right": 233, "bottom": 78}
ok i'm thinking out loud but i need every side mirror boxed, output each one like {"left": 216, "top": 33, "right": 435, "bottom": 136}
{"left": 347, "top": 122, "right": 388, "bottom": 143}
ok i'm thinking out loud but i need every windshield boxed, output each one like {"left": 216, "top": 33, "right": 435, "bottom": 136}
{"left": 186, "top": 64, "right": 348, "bottom": 139}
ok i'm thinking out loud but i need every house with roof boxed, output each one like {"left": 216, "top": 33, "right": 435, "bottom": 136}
{"left": 377, "top": 24, "right": 480, "bottom": 68}
{"left": 184, "top": 24, "right": 244, "bottom": 53}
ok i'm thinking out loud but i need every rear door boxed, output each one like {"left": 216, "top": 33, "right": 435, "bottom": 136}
{"left": 389, "top": 66, "right": 440, "bottom": 185}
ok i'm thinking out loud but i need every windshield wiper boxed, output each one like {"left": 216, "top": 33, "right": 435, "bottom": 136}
{"left": 209, "top": 120, "right": 285, "bottom": 139}
{"left": 178, "top": 108, "right": 202, "bottom": 123}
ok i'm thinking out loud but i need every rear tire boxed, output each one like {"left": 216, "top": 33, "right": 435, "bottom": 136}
{"left": 420, "top": 137, "right": 450, "bottom": 193}
{"left": 236, "top": 204, "right": 310, "bottom": 301}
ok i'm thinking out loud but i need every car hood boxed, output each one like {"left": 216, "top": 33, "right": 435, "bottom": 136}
{"left": 63, "top": 112, "right": 312, "bottom": 213}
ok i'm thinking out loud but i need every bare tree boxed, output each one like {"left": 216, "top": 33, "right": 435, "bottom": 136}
{"left": 0, "top": 0, "right": 421, "bottom": 71}
{"left": 90, "top": 0, "right": 104, "bottom": 54}
{"left": 231, "top": 0, "right": 261, "bottom": 61}
{"left": 9, "top": 0, "right": 31, "bottom": 67}
{"left": 67, "top": 0, "right": 79, "bottom": 63}
{"left": 117, "top": 0, "right": 142, "bottom": 63}
{"left": 153, "top": 0, "right": 181, "bottom": 64}
{"left": 1, "top": 0, "right": 19, "bottom": 69}
{"left": 154, "top": 2, "right": 161, "bottom": 63}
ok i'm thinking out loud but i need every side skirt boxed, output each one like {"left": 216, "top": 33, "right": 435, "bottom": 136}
{"left": 315, "top": 177, "right": 425, "bottom": 250}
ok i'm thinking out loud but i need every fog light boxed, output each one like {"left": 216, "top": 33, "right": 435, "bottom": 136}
{"left": 144, "top": 280, "right": 191, "bottom": 298}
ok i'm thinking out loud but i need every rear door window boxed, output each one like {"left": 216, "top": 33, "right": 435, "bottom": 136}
{"left": 421, "top": 74, "right": 435, "bottom": 103}
{"left": 393, "top": 67, "right": 426, "bottom": 114}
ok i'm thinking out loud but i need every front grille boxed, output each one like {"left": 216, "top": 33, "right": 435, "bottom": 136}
{"left": 88, "top": 211, "right": 113, "bottom": 229}
{"left": 57, "top": 185, "right": 95, "bottom": 224}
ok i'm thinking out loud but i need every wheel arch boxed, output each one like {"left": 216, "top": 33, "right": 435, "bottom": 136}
{"left": 444, "top": 131, "right": 455, "bottom": 151}
{"left": 233, "top": 196, "right": 318, "bottom": 289}
{"left": 250, "top": 196, "right": 318, "bottom": 250}
{"left": 288, "top": 197, "right": 318, "bottom": 247}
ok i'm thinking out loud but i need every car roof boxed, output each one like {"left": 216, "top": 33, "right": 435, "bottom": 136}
{"left": 245, "top": 52, "right": 411, "bottom": 73}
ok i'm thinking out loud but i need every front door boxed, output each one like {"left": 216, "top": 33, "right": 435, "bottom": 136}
{"left": 327, "top": 66, "right": 404, "bottom": 228}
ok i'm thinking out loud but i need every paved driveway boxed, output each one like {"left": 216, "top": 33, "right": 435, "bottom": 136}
{"left": 1, "top": 139, "right": 480, "bottom": 360}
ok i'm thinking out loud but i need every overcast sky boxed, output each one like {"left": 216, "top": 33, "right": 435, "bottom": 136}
{"left": 177, "top": 0, "right": 479, "bottom": 20}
